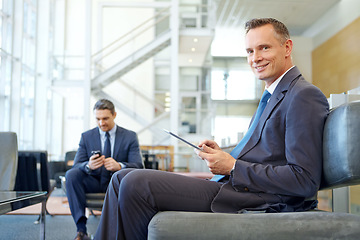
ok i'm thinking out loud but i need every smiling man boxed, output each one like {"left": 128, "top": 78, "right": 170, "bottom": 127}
{"left": 65, "top": 99, "right": 143, "bottom": 240}
{"left": 245, "top": 19, "right": 293, "bottom": 88}
{"left": 94, "top": 18, "right": 329, "bottom": 240}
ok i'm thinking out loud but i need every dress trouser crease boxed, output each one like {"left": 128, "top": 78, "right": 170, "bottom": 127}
{"left": 65, "top": 168, "right": 103, "bottom": 233}
{"left": 95, "top": 169, "right": 222, "bottom": 240}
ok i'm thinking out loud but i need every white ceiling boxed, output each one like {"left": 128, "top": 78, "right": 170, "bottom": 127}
{"left": 178, "top": 0, "right": 341, "bottom": 65}
{"left": 214, "top": 0, "right": 341, "bottom": 35}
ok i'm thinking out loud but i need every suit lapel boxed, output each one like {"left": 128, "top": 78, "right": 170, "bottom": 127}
{"left": 92, "top": 128, "right": 102, "bottom": 153}
{"left": 112, "top": 125, "right": 122, "bottom": 158}
{"left": 237, "top": 67, "right": 302, "bottom": 158}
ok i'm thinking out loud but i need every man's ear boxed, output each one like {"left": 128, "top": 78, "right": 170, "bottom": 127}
{"left": 113, "top": 112, "right": 117, "bottom": 119}
{"left": 284, "top": 39, "right": 293, "bottom": 57}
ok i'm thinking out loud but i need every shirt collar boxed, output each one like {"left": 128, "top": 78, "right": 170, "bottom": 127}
{"left": 266, "top": 66, "right": 295, "bottom": 94}
{"left": 98, "top": 125, "right": 117, "bottom": 137}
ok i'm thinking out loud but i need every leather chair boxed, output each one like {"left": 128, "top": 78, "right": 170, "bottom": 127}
{"left": 14, "top": 151, "right": 56, "bottom": 221}
{"left": 85, "top": 193, "right": 105, "bottom": 212}
{"left": 148, "top": 102, "right": 360, "bottom": 239}
{"left": 59, "top": 150, "right": 106, "bottom": 214}
{"left": 54, "top": 151, "right": 77, "bottom": 188}
{"left": 0, "top": 132, "right": 18, "bottom": 190}
{"left": 15, "top": 151, "right": 52, "bottom": 194}
{"left": 60, "top": 162, "right": 106, "bottom": 214}
{"left": 61, "top": 182, "right": 105, "bottom": 215}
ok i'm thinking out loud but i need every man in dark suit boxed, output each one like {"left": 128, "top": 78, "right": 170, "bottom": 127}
{"left": 94, "top": 18, "right": 329, "bottom": 240}
{"left": 65, "top": 99, "right": 143, "bottom": 240}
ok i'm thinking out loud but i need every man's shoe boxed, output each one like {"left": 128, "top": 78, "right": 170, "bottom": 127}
{"left": 74, "top": 231, "right": 91, "bottom": 240}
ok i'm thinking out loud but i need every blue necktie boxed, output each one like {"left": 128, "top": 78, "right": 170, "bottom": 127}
{"left": 100, "top": 131, "right": 112, "bottom": 190}
{"left": 211, "top": 90, "right": 271, "bottom": 182}
{"left": 103, "top": 131, "right": 111, "bottom": 158}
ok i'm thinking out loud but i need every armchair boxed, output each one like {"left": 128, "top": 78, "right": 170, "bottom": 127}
{"left": 0, "top": 132, "right": 18, "bottom": 190}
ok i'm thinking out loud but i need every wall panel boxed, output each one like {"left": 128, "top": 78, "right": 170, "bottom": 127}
{"left": 312, "top": 17, "right": 360, "bottom": 97}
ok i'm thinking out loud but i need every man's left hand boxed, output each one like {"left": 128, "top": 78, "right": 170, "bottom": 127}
{"left": 103, "top": 157, "right": 122, "bottom": 172}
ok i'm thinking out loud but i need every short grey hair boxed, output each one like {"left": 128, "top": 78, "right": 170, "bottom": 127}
{"left": 93, "top": 99, "right": 115, "bottom": 115}
{"left": 245, "top": 18, "right": 290, "bottom": 44}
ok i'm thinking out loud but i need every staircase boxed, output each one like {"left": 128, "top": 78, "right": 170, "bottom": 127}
{"left": 91, "top": 30, "right": 171, "bottom": 91}
{"left": 87, "top": 2, "right": 215, "bottom": 142}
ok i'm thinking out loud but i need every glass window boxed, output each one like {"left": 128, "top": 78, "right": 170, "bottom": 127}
{"left": 211, "top": 69, "right": 256, "bottom": 100}
{"left": 0, "top": 1, "right": 13, "bottom": 131}
{"left": 210, "top": 60, "right": 260, "bottom": 147}
{"left": 20, "top": 71, "right": 35, "bottom": 149}
{"left": 212, "top": 116, "right": 251, "bottom": 146}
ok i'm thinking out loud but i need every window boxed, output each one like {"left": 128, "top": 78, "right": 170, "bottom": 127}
{"left": 0, "top": 0, "right": 38, "bottom": 149}
{"left": 211, "top": 69, "right": 256, "bottom": 100}
{"left": 19, "top": 0, "right": 37, "bottom": 149}
{"left": 0, "top": 0, "right": 13, "bottom": 131}
{"left": 210, "top": 59, "right": 261, "bottom": 147}
{"left": 213, "top": 116, "right": 252, "bottom": 146}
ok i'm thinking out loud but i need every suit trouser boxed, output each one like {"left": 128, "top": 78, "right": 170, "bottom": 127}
{"left": 94, "top": 169, "right": 222, "bottom": 240}
{"left": 65, "top": 168, "right": 106, "bottom": 232}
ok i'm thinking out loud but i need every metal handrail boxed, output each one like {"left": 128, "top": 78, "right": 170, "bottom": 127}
{"left": 92, "top": 6, "right": 170, "bottom": 61}
{"left": 92, "top": 12, "right": 170, "bottom": 66}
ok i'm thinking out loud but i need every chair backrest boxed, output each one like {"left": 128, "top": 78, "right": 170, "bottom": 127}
{"left": 14, "top": 151, "right": 50, "bottom": 192}
{"left": 0, "top": 132, "right": 18, "bottom": 190}
{"left": 320, "top": 101, "right": 360, "bottom": 190}
{"left": 65, "top": 150, "right": 77, "bottom": 170}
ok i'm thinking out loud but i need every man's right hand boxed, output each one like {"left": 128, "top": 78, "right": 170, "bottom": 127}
{"left": 198, "top": 140, "right": 222, "bottom": 151}
{"left": 88, "top": 154, "right": 105, "bottom": 170}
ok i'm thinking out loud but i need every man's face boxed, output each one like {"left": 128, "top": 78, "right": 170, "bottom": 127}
{"left": 245, "top": 24, "right": 292, "bottom": 86}
{"left": 95, "top": 109, "right": 116, "bottom": 132}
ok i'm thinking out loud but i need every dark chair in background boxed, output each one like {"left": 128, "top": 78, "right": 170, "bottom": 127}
{"left": 51, "top": 150, "right": 77, "bottom": 188}
{"left": 64, "top": 150, "right": 77, "bottom": 168}
{"left": 15, "top": 151, "right": 51, "bottom": 192}
{"left": 60, "top": 178, "right": 105, "bottom": 216}
{"left": 0, "top": 132, "right": 18, "bottom": 190}
{"left": 85, "top": 193, "right": 105, "bottom": 214}
{"left": 14, "top": 151, "right": 55, "bottom": 222}
{"left": 59, "top": 150, "right": 105, "bottom": 215}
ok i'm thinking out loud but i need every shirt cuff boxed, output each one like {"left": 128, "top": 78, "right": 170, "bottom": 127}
{"left": 119, "top": 162, "right": 125, "bottom": 169}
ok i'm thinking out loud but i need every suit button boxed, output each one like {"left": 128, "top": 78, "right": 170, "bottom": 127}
{"left": 244, "top": 187, "right": 249, "bottom": 192}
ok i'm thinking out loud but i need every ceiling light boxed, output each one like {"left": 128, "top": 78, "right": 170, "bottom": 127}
{"left": 193, "top": 38, "right": 198, "bottom": 43}
{"left": 191, "top": 47, "right": 196, "bottom": 52}
{"left": 188, "top": 59, "right": 193, "bottom": 63}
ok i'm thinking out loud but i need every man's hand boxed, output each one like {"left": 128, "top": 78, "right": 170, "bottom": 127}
{"left": 88, "top": 154, "right": 105, "bottom": 170}
{"left": 196, "top": 141, "right": 236, "bottom": 175}
{"left": 104, "top": 157, "right": 122, "bottom": 172}
{"left": 197, "top": 140, "right": 222, "bottom": 151}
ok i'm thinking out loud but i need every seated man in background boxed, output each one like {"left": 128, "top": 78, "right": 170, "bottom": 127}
{"left": 66, "top": 99, "right": 144, "bottom": 240}
{"left": 95, "top": 18, "right": 329, "bottom": 240}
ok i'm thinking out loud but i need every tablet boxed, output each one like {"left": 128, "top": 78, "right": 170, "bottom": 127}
{"left": 163, "top": 129, "right": 202, "bottom": 151}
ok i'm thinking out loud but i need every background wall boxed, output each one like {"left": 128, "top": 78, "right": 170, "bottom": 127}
{"left": 312, "top": 17, "right": 360, "bottom": 97}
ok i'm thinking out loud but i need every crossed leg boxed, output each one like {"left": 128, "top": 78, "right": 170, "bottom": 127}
{"left": 94, "top": 169, "right": 221, "bottom": 240}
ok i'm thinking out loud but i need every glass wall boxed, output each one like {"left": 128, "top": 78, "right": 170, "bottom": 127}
{"left": 20, "top": 0, "right": 37, "bottom": 149}
{"left": 0, "top": 0, "right": 13, "bottom": 131}
{"left": 210, "top": 57, "right": 262, "bottom": 146}
{"left": 0, "top": 0, "right": 38, "bottom": 150}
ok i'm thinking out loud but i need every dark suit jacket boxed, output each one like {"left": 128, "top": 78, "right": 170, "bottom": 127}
{"left": 73, "top": 125, "right": 144, "bottom": 174}
{"left": 211, "top": 66, "right": 329, "bottom": 213}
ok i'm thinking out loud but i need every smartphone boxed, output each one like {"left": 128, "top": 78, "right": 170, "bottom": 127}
{"left": 163, "top": 129, "right": 203, "bottom": 151}
{"left": 91, "top": 150, "right": 101, "bottom": 156}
